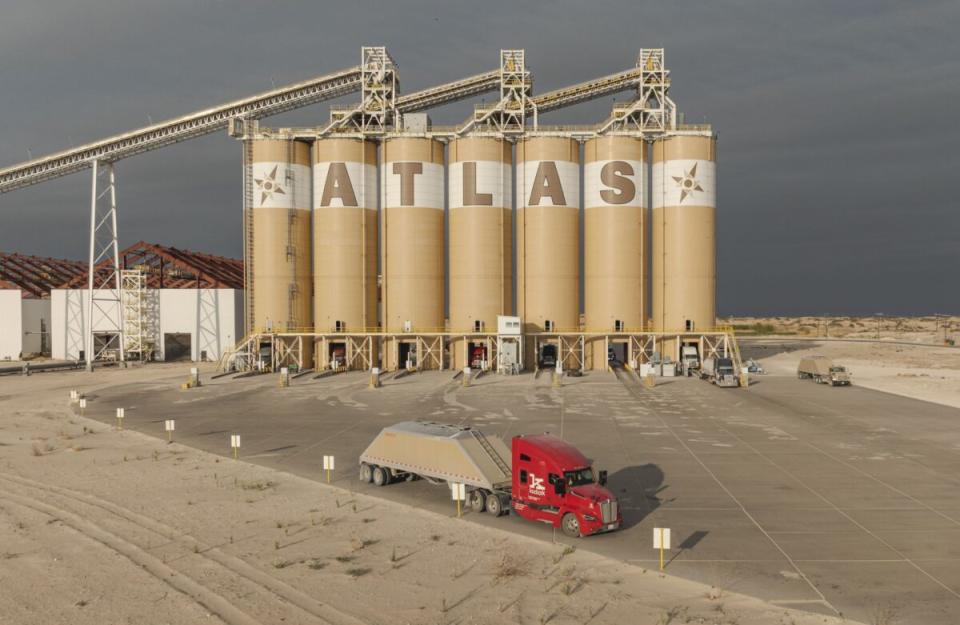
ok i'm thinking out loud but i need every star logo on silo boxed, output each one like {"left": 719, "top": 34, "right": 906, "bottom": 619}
{"left": 254, "top": 165, "right": 287, "bottom": 205}
{"left": 672, "top": 163, "right": 703, "bottom": 203}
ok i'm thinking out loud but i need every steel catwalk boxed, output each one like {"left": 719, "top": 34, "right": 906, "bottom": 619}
{"left": 584, "top": 135, "right": 647, "bottom": 369}
{"left": 448, "top": 137, "right": 513, "bottom": 370}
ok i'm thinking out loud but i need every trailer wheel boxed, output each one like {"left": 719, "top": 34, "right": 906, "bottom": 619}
{"left": 469, "top": 490, "right": 487, "bottom": 513}
{"left": 561, "top": 513, "right": 581, "bottom": 538}
{"left": 373, "top": 466, "right": 391, "bottom": 487}
{"left": 359, "top": 463, "right": 373, "bottom": 483}
{"left": 486, "top": 493, "right": 505, "bottom": 517}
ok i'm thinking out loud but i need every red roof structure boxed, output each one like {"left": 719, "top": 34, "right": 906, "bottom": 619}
{"left": 61, "top": 241, "right": 244, "bottom": 290}
{"left": 0, "top": 242, "right": 243, "bottom": 297}
{"left": 0, "top": 252, "right": 87, "bottom": 298}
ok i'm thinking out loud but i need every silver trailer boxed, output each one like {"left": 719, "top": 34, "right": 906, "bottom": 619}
{"left": 358, "top": 421, "right": 513, "bottom": 515}
{"left": 798, "top": 356, "right": 851, "bottom": 386}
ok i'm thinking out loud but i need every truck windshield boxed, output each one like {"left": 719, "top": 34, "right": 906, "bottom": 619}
{"left": 564, "top": 468, "right": 595, "bottom": 486}
{"left": 830, "top": 367, "right": 846, "bottom": 373}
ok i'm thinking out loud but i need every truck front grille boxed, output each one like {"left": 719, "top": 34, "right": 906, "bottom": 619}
{"left": 600, "top": 500, "right": 618, "bottom": 524}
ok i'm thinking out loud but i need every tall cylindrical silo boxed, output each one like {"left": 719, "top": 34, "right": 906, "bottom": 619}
{"left": 584, "top": 135, "right": 646, "bottom": 370}
{"left": 250, "top": 139, "right": 313, "bottom": 366}
{"left": 448, "top": 136, "right": 512, "bottom": 370}
{"left": 652, "top": 133, "right": 717, "bottom": 361}
{"left": 312, "top": 138, "right": 378, "bottom": 369}
{"left": 381, "top": 136, "right": 445, "bottom": 370}
{"left": 516, "top": 136, "right": 580, "bottom": 370}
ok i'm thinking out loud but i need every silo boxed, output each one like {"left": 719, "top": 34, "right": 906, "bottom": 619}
{"left": 250, "top": 139, "right": 313, "bottom": 365}
{"left": 381, "top": 136, "right": 445, "bottom": 370}
{"left": 312, "top": 138, "right": 377, "bottom": 369}
{"left": 652, "top": 133, "right": 717, "bottom": 361}
{"left": 584, "top": 135, "right": 646, "bottom": 370}
{"left": 516, "top": 136, "right": 580, "bottom": 370}
{"left": 448, "top": 136, "right": 512, "bottom": 370}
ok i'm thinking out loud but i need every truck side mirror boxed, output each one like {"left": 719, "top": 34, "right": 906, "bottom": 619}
{"left": 598, "top": 470, "right": 608, "bottom": 486}
{"left": 554, "top": 481, "right": 566, "bottom": 496}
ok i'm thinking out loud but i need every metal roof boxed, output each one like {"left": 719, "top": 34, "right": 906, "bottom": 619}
{"left": 61, "top": 241, "right": 244, "bottom": 290}
{"left": 0, "top": 242, "right": 243, "bottom": 296}
{"left": 0, "top": 252, "right": 87, "bottom": 298}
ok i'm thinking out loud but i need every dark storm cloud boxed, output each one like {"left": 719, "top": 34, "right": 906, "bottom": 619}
{"left": 1, "top": 0, "right": 957, "bottom": 315}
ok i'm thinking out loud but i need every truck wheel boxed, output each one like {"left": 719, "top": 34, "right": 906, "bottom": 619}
{"left": 561, "top": 513, "right": 581, "bottom": 538}
{"left": 373, "top": 466, "right": 391, "bottom": 487}
{"left": 469, "top": 490, "right": 487, "bottom": 513}
{"left": 486, "top": 493, "right": 504, "bottom": 517}
{"left": 359, "top": 463, "right": 373, "bottom": 483}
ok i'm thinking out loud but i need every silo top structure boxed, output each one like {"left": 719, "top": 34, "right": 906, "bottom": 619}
{"left": 381, "top": 137, "right": 445, "bottom": 335}
{"left": 312, "top": 138, "right": 377, "bottom": 334}
{"left": 651, "top": 133, "right": 717, "bottom": 335}
{"left": 584, "top": 134, "right": 647, "bottom": 367}
{"left": 249, "top": 139, "right": 312, "bottom": 334}
{"left": 516, "top": 136, "right": 581, "bottom": 365}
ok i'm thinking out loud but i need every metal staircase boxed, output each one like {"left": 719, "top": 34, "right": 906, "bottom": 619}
{"left": 470, "top": 429, "right": 511, "bottom": 479}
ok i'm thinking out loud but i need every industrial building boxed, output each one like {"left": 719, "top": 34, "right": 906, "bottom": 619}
{"left": 0, "top": 243, "right": 243, "bottom": 363}
{"left": 0, "top": 252, "right": 80, "bottom": 359}
{"left": 0, "top": 47, "right": 739, "bottom": 375}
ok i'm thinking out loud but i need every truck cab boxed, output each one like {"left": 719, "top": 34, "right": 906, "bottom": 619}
{"left": 680, "top": 345, "right": 700, "bottom": 375}
{"left": 511, "top": 434, "right": 621, "bottom": 537}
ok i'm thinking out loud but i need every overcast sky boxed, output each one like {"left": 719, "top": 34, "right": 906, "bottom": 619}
{"left": 1, "top": 0, "right": 957, "bottom": 315}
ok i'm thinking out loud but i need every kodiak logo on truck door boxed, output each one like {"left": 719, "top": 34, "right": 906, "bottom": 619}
{"left": 529, "top": 473, "right": 546, "bottom": 497}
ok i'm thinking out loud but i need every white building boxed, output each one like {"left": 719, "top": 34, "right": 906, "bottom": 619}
{"left": 0, "top": 290, "right": 52, "bottom": 361}
{"left": 2, "top": 242, "right": 245, "bottom": 363}
{"left": 50, "top": 288, "right": 242, "bottom": 362}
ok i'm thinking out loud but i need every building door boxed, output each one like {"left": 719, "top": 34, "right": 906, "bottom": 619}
{"left": 163, "top": 333, "right": 192, "bottom": 361}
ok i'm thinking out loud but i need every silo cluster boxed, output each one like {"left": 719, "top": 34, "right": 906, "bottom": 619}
{"left": 246, "top": 129, "right": 717, "bottom": 372}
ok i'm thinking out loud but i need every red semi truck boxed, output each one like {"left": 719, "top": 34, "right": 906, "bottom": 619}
{"left": 359, "top": 421, "right": 621, "bottom": 537}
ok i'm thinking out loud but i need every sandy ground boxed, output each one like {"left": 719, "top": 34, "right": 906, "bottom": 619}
{"left": 752, "top": 340, "right": 960, "bottom": 410}
{"left": 0, "top": 365, "right": 861, "bottom": 625}
{"left": 729, "top": 315, "right": 959, "bottom": 343}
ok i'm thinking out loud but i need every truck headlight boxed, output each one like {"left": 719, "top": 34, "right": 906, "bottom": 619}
{"left": 583, "top": 514, "right": 597, "bottom": 522}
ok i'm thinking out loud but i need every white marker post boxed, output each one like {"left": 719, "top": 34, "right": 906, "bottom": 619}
{"left": 653, "top": 527, "right": 671, "bottom": 571}
{"left": 323, "top": 455, "right": 335, "bottom": 484}
{"left": 279, "top": 367, "right": 289, "bottom": 388}
{"left": 230, "top": 434, "right": 241, "bottom": 459}
{"left": 116, "top": 407, "right": 125, "bottom": 430}
{"left": 165, "top": 419, "right": 175, "bottom": 443}
{"left": 70, "top": 390, "right": 79, "bottom": 402}
{"left": 451, "top": 483, "right": 466, "bottom": 518}
{"left": 190, "top": 367, "right": 200, "bottom": 387}
{"left": 79, "top": 397, "right": 87, "bottom": 415}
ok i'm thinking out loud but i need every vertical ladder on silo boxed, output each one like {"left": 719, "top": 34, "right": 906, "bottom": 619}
{"left": 243, "top": 139, "right": 255, "bottom": 335}
{"left": 285, "top": 140, "right": 298, "bottom": 332}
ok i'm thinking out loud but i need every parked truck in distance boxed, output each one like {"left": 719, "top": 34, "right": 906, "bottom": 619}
{"left": 700, "top": 356, "right": 739, "bottom": 387}
{"left": 358, "top": 421, "right": 621, "bottom": 537}
{"left": 681, "top": 345, "right": 700, "bottom": 376}
{"left": 798, "top": 356, "right": 851, "bottom": 386}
